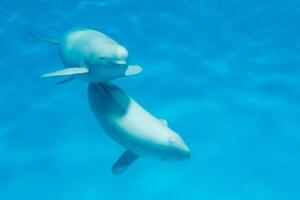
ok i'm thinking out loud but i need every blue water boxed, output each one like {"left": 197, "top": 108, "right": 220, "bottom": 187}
{"left": 1, "top": 0, "right": 300, "bottom": 199}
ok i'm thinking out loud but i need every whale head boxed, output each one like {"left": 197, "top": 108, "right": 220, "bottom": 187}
{"left": 165, "top": 133, "right": 191, "bottom": 160}
{"left": 113, "top": 46, "right": 129, "bottom": 65}
{"left": 90, "top": 43, "right": 129, "bottom": 68}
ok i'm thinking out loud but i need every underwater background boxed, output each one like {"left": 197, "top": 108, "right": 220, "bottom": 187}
{"left": 1, "top": 0, "right": 300, "bottom": 199}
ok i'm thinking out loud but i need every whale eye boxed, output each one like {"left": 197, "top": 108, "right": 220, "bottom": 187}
{"left": 168, "top": 137, "right": 174, "bottom": 144}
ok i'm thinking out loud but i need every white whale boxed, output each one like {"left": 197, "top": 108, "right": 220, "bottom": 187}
{"left": 32, "top": 28, "right": 142, "bottom": 84}
{"left": 88, "top": 83, "right": 191, "bottom": 174}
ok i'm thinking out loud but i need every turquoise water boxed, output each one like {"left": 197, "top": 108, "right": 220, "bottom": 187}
{"left": 1, "top": 0, "right": 300, "bottom": 199}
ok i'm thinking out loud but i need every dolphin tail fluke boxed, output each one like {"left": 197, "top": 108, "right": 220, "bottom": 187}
{"left": 112, "top": 150, "right": 139, "bottom": 175}
{"left": 30, "top": 33, "right": 59, "bottom": 45}
{"left": 124, "top": 65, "right": 143, "bottom": 76}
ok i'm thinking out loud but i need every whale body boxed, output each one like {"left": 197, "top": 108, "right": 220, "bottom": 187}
{"left": 88, "top": 83, "right": 190, "bottom": 174}
{"left": 32, "top": 28, "right": 142, "bottom": 84}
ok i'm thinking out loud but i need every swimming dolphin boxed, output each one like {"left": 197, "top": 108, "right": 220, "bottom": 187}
{"left": 32, "top": 28, "right": 142, "bottom": 84}
{"left": 88, "top": 83, "right": 191, "bottom": 174}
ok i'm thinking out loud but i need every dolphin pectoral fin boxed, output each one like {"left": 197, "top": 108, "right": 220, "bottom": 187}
{"left": 112, "top": 150, "right": 138, "bottom": 175}
{"left": 30, "top": 33, "right": 59, "bottom": 45}
{"left": 41, "top": 67, "right": 89, "bottom": 78}
{"left": 56, "top": 77, "right": 75, "bottom": 85}
{"left": 124, "top": 65, "right": 143, "bottom": 76}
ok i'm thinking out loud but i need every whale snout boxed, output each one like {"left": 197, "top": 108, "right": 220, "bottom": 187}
{"left": 116, "top": 46, "right": 128, "bottom": 58}
{"left": 176, "top": 143, "right": 191, "bottom": 159}
{"left": 181, "top": 145, "right": 191, "bottom": 159}
{"left": 168, "top": 135, "right": 191, "bottom": 160}
{"left": 113, "top": 46, "right": 128, "bottom": 66}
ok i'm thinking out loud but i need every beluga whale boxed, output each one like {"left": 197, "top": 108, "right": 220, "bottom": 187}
{"left": 88, "top": 83, "right": 191, "bottom": 174}
{"left": 32, "top": 28, "right": 142, "bottom": 84}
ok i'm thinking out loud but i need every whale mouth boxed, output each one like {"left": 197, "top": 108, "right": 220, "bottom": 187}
{"left": 114, "top": 60, "right": 127, "bottom": 65}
